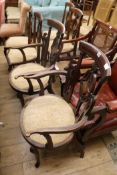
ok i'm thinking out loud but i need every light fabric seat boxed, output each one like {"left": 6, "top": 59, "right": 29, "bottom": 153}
{"left": 5, "top": 36, "right": 28, "bottom": 47}
{"left": 7, "top": 47, "right": 37, "bottom": 64}
{"left": 6, "top": 7, "right": 20, "bottom": 23}
{"left": 5, "top": 36, "right": 37, "bottom": 64}
{"left": 10, "top": 63, "right": 49, "bottom": 92}
{"left": 56, "top": 60, "right": 70, "bottom": 71}
{"left": 22, "top": 94, "right": 75, "bottom": 146}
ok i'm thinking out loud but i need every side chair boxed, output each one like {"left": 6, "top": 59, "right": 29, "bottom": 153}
{"left": 4, "top": 11, "right": 43, "bottom": 71}
{"left": 0, "top": 2, "right": 31, "bottom": 41}
{"left": 8, "top": 18, "right": 65, "bottom": 106}
{"left": 19, "top": 41, "right": 111, "bottom": 168}
{"left": 50, "top": 6, "right": 83, "bottom": 67}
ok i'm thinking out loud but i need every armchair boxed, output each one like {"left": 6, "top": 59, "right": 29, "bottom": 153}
{"left": 9, "top": 18, "right": 65, "bottom": 106}
{"left": 4, "top": 11, "right": 43, "bottom": 71}
{"left": 19, "top": 41, "right": 111, "bottom": 168}
{"left": 57, "top": 19, "right": 117, "bottom": 71}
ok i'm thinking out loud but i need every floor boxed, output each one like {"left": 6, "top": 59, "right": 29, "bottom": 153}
{"left": 0, "top": 32, "right": 117, "bottom": 174}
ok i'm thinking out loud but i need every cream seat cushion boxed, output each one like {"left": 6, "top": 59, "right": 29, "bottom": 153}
{"left": 10, "top": 63, "right": 49, "bottom": 92}
{"left": 56, "top": 61, "right": 70, "bottom": 71}
{"left": 8, "top": 47, "right": 37, "bottom": 64}
{"left": 5, "top": 36, "right": 37, "bottom": 64}
{"left": 21, "top": 94, "right": 75, "bottom": 146}
{"left": 6, "top": 7, "right": 20, "bottom": 23}
{"left": 49, "top": 40, "right": 74, "bottom": 53}
{"left": 5, "top": 36, "right": 28, "bottom": 47}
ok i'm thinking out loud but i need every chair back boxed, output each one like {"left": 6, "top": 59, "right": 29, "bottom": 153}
{"left": 94, "top": 0, "right": 115, "bottom": 22}
{"left": 19, "top": 2, "right": 31, "bottom": 34}
{"left": 62, "top": 1, "right": 74, "bottom": 24}
{"left": 87, "top": 20, "right": 117, "bottom": 60}
{"left": 41, "top": 19, "right": 65, "bottom": 66}
{"left": 63, "top": 41, "right": 111, "bottom": 119}
{"left": 29, "top": 12, "right": 43, "bottom": 44}
{"left": 64, "top": 7, "right": 83, "bottom": 40}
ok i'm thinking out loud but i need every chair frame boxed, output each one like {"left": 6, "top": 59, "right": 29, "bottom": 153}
{"left": 19, "top": 41, "right": 111, "bottom": 168}
{"left": 4, "top": 11, "right": 43, "bottom": 71}
{"left": 61, "top": 19, "right": 117, "bottom": 64}
{"left": 9, "top": 18, "right": 65, "bottom": 106}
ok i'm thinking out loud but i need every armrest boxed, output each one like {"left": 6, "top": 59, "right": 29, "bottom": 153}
{"left": 4, "top": 43, "right": 43, "bottom": 50}
{"left": 26, "top": 116, "right": 87, "bottom": 136}
{"left": 15, "top": 69, "right": 67, "bottom": 80}
{"left": 106, "top": 100, "right": 117, "bottom": 112}
{"left": 62, "top": 32, "right": 91, "bottom": 44}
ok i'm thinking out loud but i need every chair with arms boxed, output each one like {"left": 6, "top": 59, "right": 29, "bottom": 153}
{"left": 19, "top": 41, "right": 111, "bottom": 168}
{"left": 0, "top": 2, "right": 31, "bottom": 41}
{"left": 57, "top": 19, "right": 117, "bottom": 71}
{"left": 8, "top": 18, "right": 65, "bottom": 106}
{"left": 4, "top": 11, "right": 43, "bottom": 71}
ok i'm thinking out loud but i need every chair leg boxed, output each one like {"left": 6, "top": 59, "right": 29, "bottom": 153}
{"left": 75, "top": 134, "right": 85, "bottom": 158}
{"left": 30, "top": 146, "right": 40, "bottom": 168}
{"left": 17, "top": 93, "right": 25, "bottom": 107}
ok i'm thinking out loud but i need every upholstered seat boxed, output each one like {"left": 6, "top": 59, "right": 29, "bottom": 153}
{"left": 7, "top": 48, "right": 37, "bottom": 64}
{"left": 10, "top": 63, "right": 49, "bottom": 93}
{"left": 6, "top": 6, "right": 20, "bottom": 23}
{"left": 21, "top": 94, "right": 75, "bottom": 146}
{"left": 5, "top": 36, "right": 28, "bottom": 47}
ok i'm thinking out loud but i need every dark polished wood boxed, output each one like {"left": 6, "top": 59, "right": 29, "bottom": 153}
{"left": 5, "top": 0, "right": 18, "bottom": 7}
{"left": 19, "top": 41, "right": 111, "bottom": 168}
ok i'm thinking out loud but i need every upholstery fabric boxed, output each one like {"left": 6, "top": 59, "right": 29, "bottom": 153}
{"left": 6, "top": 7, "right": 20, "bottom": 23}
{"left": 10, "top": 63, "right": 49, "bottom": 92}
{"left": 8, "top": 47, "right": 37, "bottom": 64}
{"left": 5, "top": 36, "right": 28, "bottom": 47}
{"left": 22, "top": 94, "right": 75, "bottom": 145}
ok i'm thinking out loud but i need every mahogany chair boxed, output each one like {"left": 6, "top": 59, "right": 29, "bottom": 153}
{"left": 4, "top": 12, "right": 43, "bottom": 71}
{"left": 57, "top": 19, "right": 117, "bottom": 71}
{"left": 71, "top": 52, "right": 117, "bottom": 145}
{"left": 9, "top": 19, "right": 65, "bottom": 106}
{"left": 50, "top": 6, "right": 83, "bottom": 67}
{"left": 19, "top": 41, "right": 111, "bottom": 168}
{"left": 0, "top": 2, "right": 31, "bottom": 40}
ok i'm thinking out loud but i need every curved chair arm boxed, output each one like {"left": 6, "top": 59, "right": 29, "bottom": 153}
{"left": 15, "top": 69, "right": 67, "bottom": 95}
{"left": 15, "top": 69, "right": 67, "bottom": 80}
{"left": 62, "top": 31, "right": 91, "bottom": 44}
{"left": 4, "top": 43, "right": 43, "bottom": 50}
{"left": 25, "top": 116, "right": 87, "bottom": 148}
{"left": 106, "top": 100, "right": 117, "bottom": 112}
{"left": 26, "top": 116, "right": 87, "bottom": 136}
